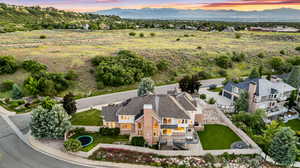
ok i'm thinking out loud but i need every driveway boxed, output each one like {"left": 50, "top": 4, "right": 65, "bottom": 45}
{"left": 198, "top": 88, "right": 232, "bottom": 106}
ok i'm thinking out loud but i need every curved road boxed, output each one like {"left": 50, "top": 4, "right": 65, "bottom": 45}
{"left": 0, "top": 78, "right": 224, "bottom": 168}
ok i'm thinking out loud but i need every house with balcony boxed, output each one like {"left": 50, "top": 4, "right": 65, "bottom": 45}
{"left": 222, "top": 78, "right": 296, "bottom": 122}
{"left": 102, "top": 91, "right": 203, "bottom": 148}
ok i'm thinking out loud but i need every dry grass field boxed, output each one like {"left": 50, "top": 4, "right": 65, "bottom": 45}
{"left": 0, "top": 29, "right": 300, "bottom": 97}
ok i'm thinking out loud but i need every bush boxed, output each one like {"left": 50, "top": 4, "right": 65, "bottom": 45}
{"left": 22, "top": 60, "right": 47, "bottom": 72}
{"left": 40, "top": 35, "right": 46, "bottom": 39}
{"left": 218, "top": 70, "right": 227, "bottom": 77}
{"left": 215, "top": 55, "right": 232, "bottom": 69}
{"left": 139, "top": 33, "right": 144, "bottom": 37}
{"left": 295, "top": 46, "right": 300, "bottom": 51}
{"left": 200, "top": 94, "right": 206, "bottom": 100}
{"left": 235, "top": 33, "right": 242, "bottom": 39}
{"left": 99, "top": 127, "right": 120, "bottom": 136}
{"left": 11, "top": 84, "right": 23, "bottom": 99}
{"left": 280, "top": 50, "right": 286, "bottom": 55}
{"left": 0, "top": 56, "right": 18, "bottom": 74}
{"left": 257, "top": 52, "right": 265, "bottom": 58}
{"left": 196, "top": 71, "right": 212, "bottom": 80}
{"left": 93, "top": 50, "right": 157, "bottom": 87}
{"left": 208, "top": 98, "right": 216, "bottom": 104}
{"left": 64, "top": 139, "right": 82, "bottom": 152}
{"left": 72, "top": 127, "right": 85, "bottom": 134}
{"left": 65, "top": 70, "right": 78, "bottom": 80}
{"left": 150, "top": 33, "right": 155, "bottom": 37}
{"left": 197, "top": 46, "right": 202, "bottom": 50}
{"left": 0, "top": 80, "right": 14, "bottom": 92}
{"left": 96, "top": 81, "right": 105, "bottom": 89}
{"left": 184, "top": 34, "right": 189, "bottom": 37}
{"left": 131, "top": 136, "right": 146, "bottom": 146}
{"left": 156, "top": 59, "right": 169, "bottom": 71}
{"left": 176, "top": 38, "right": 180, "bottom": 41}
{"left": 129, "top": 32, "right": 136, "bottom": 36}
{"left": 231, "top": 52, "right": 245, "bottom": 62}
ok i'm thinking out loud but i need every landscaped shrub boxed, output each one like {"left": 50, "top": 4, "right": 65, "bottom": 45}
{"left": 295, "top": 46, "right": 300, "bottom": 51}
{"left": 200, "top": 94, "right": 206, "bottom": 100}
{"left": 99, "top": 127, "right": 120, "bottom": 136}
{"left": 129, "top": 32, "right": 136, "bottom": 36}
{"left": 156, "top": 59, "right": 169, "bottom": 71}
{"left": 215, "top": 55, "right": 232, "bottom": 69}
{"left": 208, "top": 98, "right": 216, "bottom": 104}
{"left": 0, "top": 56, "right": 18, "bottom": 74}
{"left": 131, "top": 136, "right": 146, "bottom": 146}
{"left": 0, "top": 80, "right": 14, "bottom": 92}
{"left": 11, "top": 84, "right": 23, "bottom": 99}
{"left": 22, "top": 60, "right": 47, "bottom": 72}
{"left": 92, "top": 50, "right": 157, "bottom": 87}
{"left": 64, "top": 139, "right": 82, "bottom": 152}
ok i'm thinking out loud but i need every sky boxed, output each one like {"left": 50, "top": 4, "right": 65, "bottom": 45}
{"left": 1, "top": 0, "right": 300, "bottom": 12}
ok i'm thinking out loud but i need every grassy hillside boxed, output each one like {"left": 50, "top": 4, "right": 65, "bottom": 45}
{"left": 0, "top": 29, "right": 300, "bottom": 98}
{"left": 0, "top": 3, "right": 130, "bottom": 33}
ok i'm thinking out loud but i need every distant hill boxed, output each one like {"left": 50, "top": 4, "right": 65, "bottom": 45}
{"left": 0, "top": 3, "right": 130, "bottom": 33}
{"left": 95, "top": 8, "right": 300, "bottom": 22}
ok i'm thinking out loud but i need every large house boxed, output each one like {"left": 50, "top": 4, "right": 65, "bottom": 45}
{"left": 102, "top": 91, "right": 203, "bottom": 146}
{"left": 222, "top": 77, "right": 296, "bottom": 122}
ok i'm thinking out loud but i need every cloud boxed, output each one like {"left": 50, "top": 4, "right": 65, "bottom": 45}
{"left": 202, "top": 0, "right": 300, "bottom": 8}
{"left": 95, "top": 0, "right": 121, "bottom": 3}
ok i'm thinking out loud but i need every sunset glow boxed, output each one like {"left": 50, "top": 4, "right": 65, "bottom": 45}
{"left": 1, "top": 0, "right": 300, "bottom": 12}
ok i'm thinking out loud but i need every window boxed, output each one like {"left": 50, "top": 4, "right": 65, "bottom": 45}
{"left": 137, "top": 123, "right": 142, "bottom": 129}
{"left": 153, "top": 121, "right": 159, "bottom": 129}
{"left": 121, "top": 124, "right": 131, "bottom": 129}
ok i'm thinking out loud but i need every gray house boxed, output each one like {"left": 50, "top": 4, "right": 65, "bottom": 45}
{"left": 222, "top": 78, "right": 296, "bottom": 122}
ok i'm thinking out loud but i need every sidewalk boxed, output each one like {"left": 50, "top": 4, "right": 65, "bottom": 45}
{"left": 27, "top": 134, "right": 155, "bottom": 168}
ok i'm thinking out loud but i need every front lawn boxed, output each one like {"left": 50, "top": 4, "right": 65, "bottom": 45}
{"left": 198, "top": 124, "right": 241, "bottom": 150}
{"left": 71, "top": 109, "right": 102, "bottom": 126}
{"left": 285, "top": 119, "right": 300, "bottom": 131}
{"left": 71, "top": 132, "right": 129, "bottom": 152}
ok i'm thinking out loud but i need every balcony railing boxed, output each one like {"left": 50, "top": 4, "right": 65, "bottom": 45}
{"left": 266, "top": 106, "right": 288, "bottom": 117}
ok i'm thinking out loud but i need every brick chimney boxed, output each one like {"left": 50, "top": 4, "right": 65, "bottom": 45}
{"left": 143, "top": 104, "right": 154, "bottom": 145}
{"left": 248, "top": 81, "right": 257, "bottom": 113}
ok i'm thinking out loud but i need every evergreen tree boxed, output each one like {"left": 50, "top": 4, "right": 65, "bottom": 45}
{"left": 30, "top": 105, "right": 71, "bottom": 139}
{"left": 268, "top": 127, "right": 298, "bottom": 166}
{"left": 249, "top": 68, "right": 260, "bottom": 79}
{"left": 11, "top": 84, "right": 23, "bottom": 99}
{"left": 234, "top": 91, "right": 249, "bottom": 112}
{"left": 62, "top": 92, "right": 77, "bottom": 115}
{"left": 286, "top": 66, "right": 300, "bottom": 88}
{"left": 137, "top": 78, "right": 155, "bottom": 96}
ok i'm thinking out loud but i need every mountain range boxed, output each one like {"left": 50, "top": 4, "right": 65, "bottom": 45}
{"left": 95, "top": 8, "right": 300, "bottom": 22}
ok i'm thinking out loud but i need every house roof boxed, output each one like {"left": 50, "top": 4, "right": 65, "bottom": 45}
{"left": 224, "top": 78, "right": 295, "bottom": 96}
{"left": 102, "top": 93, "right": 196, "bottom": 122}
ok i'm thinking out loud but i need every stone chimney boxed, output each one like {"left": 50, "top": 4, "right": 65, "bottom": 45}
{"left": 143, "top": 104, "right": 154, "bottom": 145}
{"left": 248, "top": 82, "right": 257, "bottom": 113}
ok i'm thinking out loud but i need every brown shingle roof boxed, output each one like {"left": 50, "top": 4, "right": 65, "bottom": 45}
{"left": 102, "top": 94, "right": 194, "bottom": 122}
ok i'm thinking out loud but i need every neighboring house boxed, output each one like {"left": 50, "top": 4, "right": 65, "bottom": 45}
{"left": 102, "top": 91, "right": 203, "bottom": 146}
{"left": 222, "top": 78, "right": 296, "bottom": 122}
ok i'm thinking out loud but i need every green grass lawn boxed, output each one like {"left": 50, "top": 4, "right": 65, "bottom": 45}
{"left": 208, "top": 87, "right": 223, "bottom": 93}
{"left": 198, "top": 124, "right": 241, "bottom": 150}
{"left": 71, "top": 109, "right": 103, "bottom": 126}
{"left": 285, "top": 119, "right": 300, "bottom": 131}
{"left": 71, "top": 132, "right": 129, "bottom": 152}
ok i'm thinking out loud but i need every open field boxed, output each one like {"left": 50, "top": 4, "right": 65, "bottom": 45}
{"left": 1, "top": 29, "right": 300, "bottom": 97}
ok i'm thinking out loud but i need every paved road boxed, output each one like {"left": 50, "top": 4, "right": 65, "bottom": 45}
{"left": 76, "top": 78, "right": 225, "bottom": 110}
{"left": 0, "top": 116, "right": 91, "bottom": 168}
